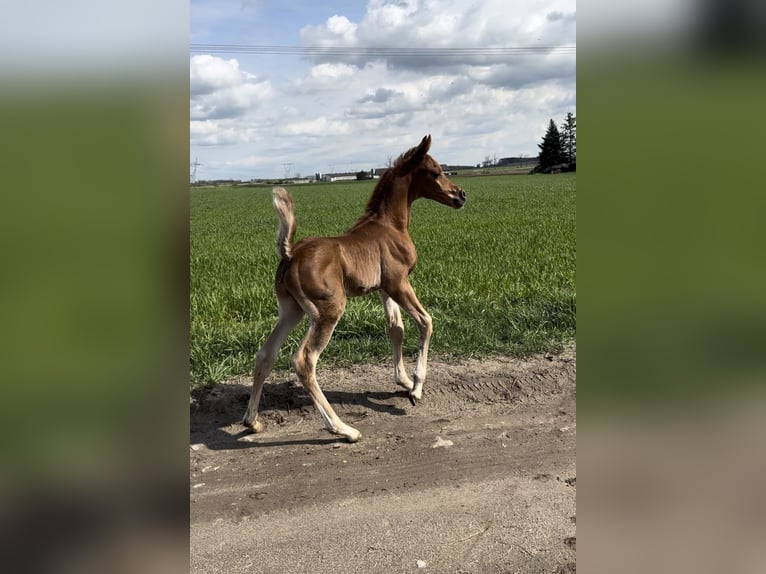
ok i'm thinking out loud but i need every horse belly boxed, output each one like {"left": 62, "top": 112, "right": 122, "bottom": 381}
{"left": 343, "top": 264, "right": 381, "bottom": 297}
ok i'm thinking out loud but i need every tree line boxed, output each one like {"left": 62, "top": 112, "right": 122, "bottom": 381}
{"left": 535, "top": 112, "right": 576, "bottom": 173}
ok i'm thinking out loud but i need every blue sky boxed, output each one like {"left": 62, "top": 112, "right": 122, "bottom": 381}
{"left": 190, "top": 0, "right": 576, "bottom": 180}
{"left": 192, "top": 1, "right": 366, "bottom": 46}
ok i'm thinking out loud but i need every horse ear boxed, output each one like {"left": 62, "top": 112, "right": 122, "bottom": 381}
{"left": 402, "top": 135, "right": 431, "bottom": 172}
{"left": 397, "top": 134, "right": 433, "bottom": 175}
{"left": 415, "top": 134, "right": 432, "bottom": 159}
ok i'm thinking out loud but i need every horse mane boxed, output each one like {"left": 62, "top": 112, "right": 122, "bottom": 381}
{"left": 352, "top": 144, "right": 422, "bottom": 227}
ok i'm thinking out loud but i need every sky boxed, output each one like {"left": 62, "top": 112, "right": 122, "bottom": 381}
{"left": 190, "top": 0, "right": 576, "bottom": 181}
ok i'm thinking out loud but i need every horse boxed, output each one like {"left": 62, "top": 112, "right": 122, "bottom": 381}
{"left": 242, "top": 135, "right": 466, "bottom": 442}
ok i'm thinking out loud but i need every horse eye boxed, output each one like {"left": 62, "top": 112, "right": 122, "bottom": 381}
{"left": 430, "top": 171, "right": 440, "bottom": 179}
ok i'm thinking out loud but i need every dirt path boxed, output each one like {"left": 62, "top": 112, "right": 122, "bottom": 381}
{"left": 190, "top": 347, "right": 576, "bottom": 573}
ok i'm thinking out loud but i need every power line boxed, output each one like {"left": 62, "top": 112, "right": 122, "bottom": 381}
{"left": 189, "top": 43, "right": 575, "bottom": 57}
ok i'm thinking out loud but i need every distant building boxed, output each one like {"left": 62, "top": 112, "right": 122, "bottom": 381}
{"left": 321, "top": 172, "right": 358, "bottom": 182}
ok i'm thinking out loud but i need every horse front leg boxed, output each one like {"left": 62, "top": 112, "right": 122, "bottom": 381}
{"left": 380, "top": 291, "right": 415, "bottom": 393}
{"left": 386, "top": 281, "right": 432, "bottom": 403}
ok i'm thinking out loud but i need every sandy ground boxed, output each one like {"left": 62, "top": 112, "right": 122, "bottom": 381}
{"left": 190, "top": 346, "right": 576, "bottom": 573}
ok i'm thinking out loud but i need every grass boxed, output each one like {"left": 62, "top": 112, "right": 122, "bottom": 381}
{"left": 190, "top": 174, "right": 576, "bottom": 387}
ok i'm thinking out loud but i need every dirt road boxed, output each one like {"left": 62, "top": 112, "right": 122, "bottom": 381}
{"left": 190, "top": 347, "right": 576, "bottom": 573}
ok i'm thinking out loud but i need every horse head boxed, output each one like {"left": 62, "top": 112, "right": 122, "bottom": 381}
{"left": 398, "top": 135, "right": 466, "bottom": 209}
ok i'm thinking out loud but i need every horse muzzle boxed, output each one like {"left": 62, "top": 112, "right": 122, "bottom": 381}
{"left": 451, "top": 188, "right": 466, "bottom": 209}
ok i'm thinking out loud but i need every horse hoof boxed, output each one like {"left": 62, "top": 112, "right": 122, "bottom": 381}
{"left": 243, "top": 419, "right": 264, "bottom": 433}
{"left": 397, "top": 379, "right": 415, "bottom": 392}
{"left": 340, "top": 426, "right": 362, "bottom": 443}
{"left": 345, "top": 430, "right": 362, "bottom": 443}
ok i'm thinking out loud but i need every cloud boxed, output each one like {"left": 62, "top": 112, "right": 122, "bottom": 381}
{"left": 291, "top": 62, "right": 359, "bottom": 95}
{"left": 422, "top": 75, "right": 474, "bottom": 101}
{"left": 466, "top": 56, "right": 576, "bottom": 90}
{"left": 324, "top": 14, "right": 358, "bottom": 41}
{"left": 284, "top": 117, "right": 352, "bottom": 137}
{"left": 190, "top": 55, "right": 247, "bottom": 95}
{"left": 547, "top": 11, "right": 576, "bottom": 23}
{"left": 190, "top": 55, "right": 272, "bottom": 120}
{"left": 358, "top": 87, "right": 398, "bottom": 104}
{"left": 190, "top": 120, "right": 247, "bottom": 146}
{"left": 300, "top": 0, "right": 576, "bottom": 72}
{"left": 301, "top": 14, "right": 358, "bottom": 46}
{"left": 311, "top": 62, "right": 356, "bottom": 80}
{"left": 347, "top": 73, "right": 475, "bottom": 121}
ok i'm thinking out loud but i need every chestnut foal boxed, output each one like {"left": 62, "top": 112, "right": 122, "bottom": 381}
{"left": 242, "top": 135, "right": 466, "bottom": 442}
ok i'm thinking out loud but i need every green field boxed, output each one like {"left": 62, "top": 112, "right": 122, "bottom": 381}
{"left": 191, "top": 174, "right": 576, "bottom": 386}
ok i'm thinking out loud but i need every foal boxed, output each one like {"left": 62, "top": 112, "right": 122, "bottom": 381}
{"left": 242, "top": 135, "right": 466, "bottom": 442}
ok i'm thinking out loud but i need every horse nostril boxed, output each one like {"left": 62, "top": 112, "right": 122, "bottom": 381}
{"left": 458, "top": 189, "right": 466, "bottom": 200}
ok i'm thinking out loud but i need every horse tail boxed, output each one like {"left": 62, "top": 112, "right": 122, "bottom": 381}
{"left": 272, "top": 187, "right": 296, "bottom": 261}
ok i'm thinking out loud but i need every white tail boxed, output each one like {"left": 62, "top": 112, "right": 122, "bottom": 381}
{"left": 272, "top": 187, "right": 295, "bottom": 261}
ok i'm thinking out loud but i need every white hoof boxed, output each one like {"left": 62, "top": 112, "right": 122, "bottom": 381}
{"left": 335, "top": 424, "right": 361, "bottom": 443}
{"left": 397, "top": 378, "right": 415, "bottom": 392}
{"left": 409, "top": 387, "right": 423, "bottom": 401}
{"left": 243, "top": 418, "right": 264, "bottom": 433}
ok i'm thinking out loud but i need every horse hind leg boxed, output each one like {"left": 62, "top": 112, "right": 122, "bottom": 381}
{"left": 242, "top": 294, "right": 304, "bottom": 432}
{"left": 292, "top": 304, "right": 361, "bottom": 443}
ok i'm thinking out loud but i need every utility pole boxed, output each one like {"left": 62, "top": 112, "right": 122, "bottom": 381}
{"left": 190, "top": 157, "right": 202, "bottom": 183}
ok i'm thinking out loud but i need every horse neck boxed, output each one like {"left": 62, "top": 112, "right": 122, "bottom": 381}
{"left": 361, "top": 175, "right": 414, "bottom": 233}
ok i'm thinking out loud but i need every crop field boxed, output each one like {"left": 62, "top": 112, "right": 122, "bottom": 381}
{"left": 190, "top": 174, "right": 576, "bottom": 386}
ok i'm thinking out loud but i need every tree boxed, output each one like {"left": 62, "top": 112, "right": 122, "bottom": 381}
{"left": 537, "top": 118, "right": 565, "bottom": 171}
{"left": 560, "top": 112, "right": 576, "bottom": 164}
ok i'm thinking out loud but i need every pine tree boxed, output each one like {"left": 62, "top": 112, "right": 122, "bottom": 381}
{"left": 560, "top": 112, "right": 576, "bottom": 164}
{"left": 537, "top": 119, "right": 565, "bottom": 171}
